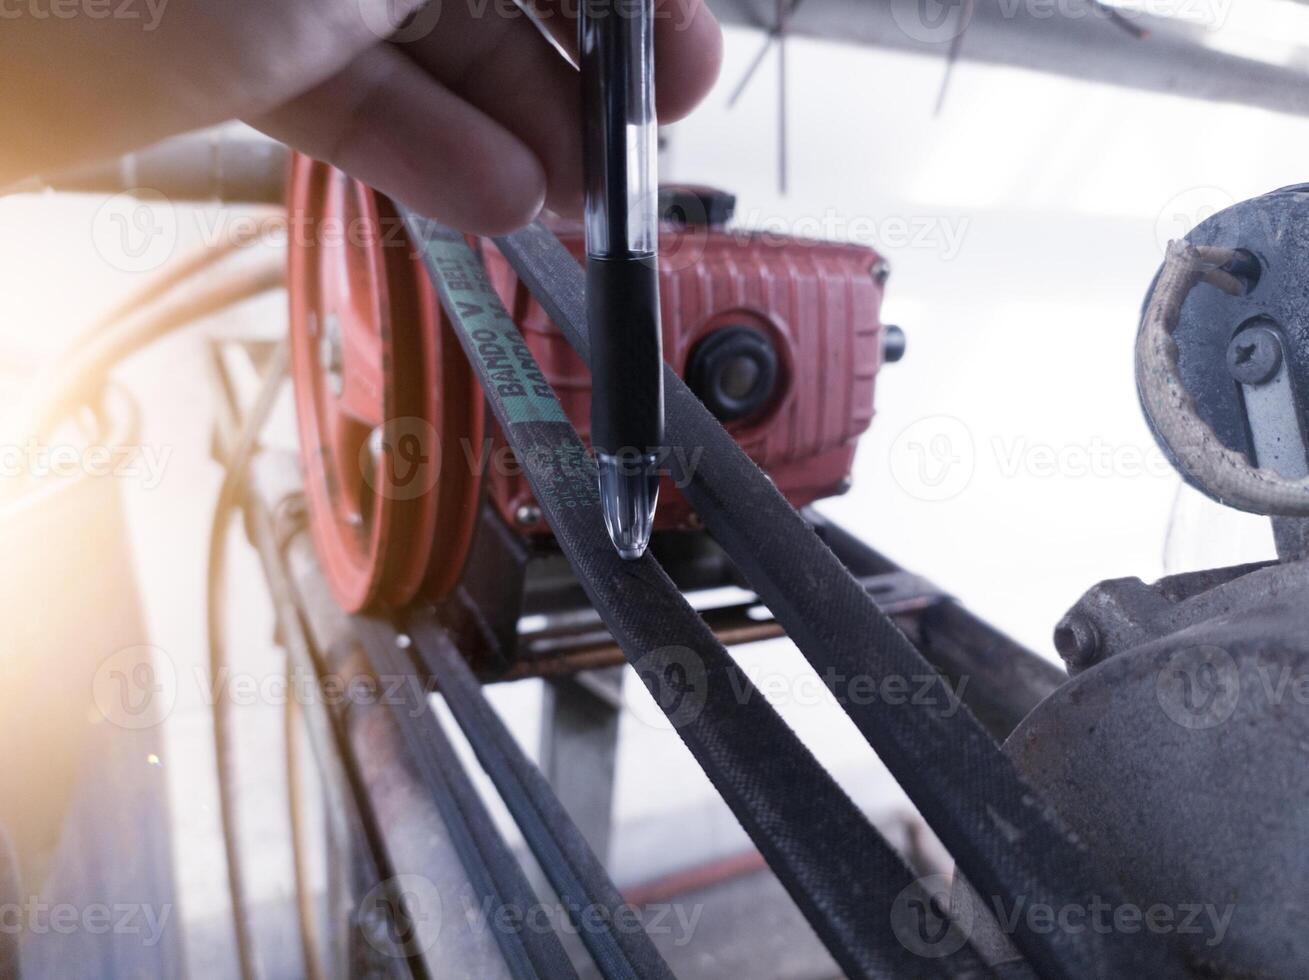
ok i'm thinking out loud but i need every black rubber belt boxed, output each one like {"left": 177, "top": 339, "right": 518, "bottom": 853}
{"left": 399, "top": 208, "right": 993, "bottom": 980}
{"left": 485, "top": 220, "right": 1193, "bottom": 980}
{"left": 354, "top": 616, "right": 580, "bottom": 980}
{"left": 405, "top": 613, "right": 675, "bottom": 980}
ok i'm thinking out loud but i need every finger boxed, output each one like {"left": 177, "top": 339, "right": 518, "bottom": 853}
{"left": 651, "top": 0, "right": 724, "bottom": 122}
{"left": 397, "top": 0, "right": 723, "bottom": 216}
{"left": 252, "top": 44, "right": 546, "bottom": 236}
{"left": 399, "top": 11, "right": 586, "bottom": 215}
{"left": 525, "top": 0, "right": 724, "bottom": 121}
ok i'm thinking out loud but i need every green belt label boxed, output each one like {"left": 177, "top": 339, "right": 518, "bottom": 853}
{"left": 421, "top": 237, "right": 569, "bottom": 426}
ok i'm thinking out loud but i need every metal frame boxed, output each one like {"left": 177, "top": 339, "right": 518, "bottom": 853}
{"left": 210, "top": 332, "right": 1074, "bottom": 978}
{"left": 714, "top": 0, "right": 1309, "bottom": 118}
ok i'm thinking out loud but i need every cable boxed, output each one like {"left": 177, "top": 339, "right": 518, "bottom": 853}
{"left": 14, "top": 252, "right": 284, "bottom": 447}
{"left": 3, "top": 211, "right": 289, "bottom": 976}
{"left": 1137, "top": 240, "right": 1309, "bottom": 515}
{"left": 22, "top": 226, "right": 288, "bottom": 977}
{"left": 285, "top": 661, "right": 328, "bottom": 980}
{"left": 4, "top": 215, "right": 286, "bottom": 458}
{"left": 88, "top": 220, "right": 280, "bottom": 332}
{"left": 206, "top": 340, "right": 290, "bottom": 980}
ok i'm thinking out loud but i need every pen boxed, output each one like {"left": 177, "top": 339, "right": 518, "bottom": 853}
{"left": 580, "top": 0, "right": 666, "bottom": 560}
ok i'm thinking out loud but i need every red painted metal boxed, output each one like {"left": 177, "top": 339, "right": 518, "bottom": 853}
{"left": 289, "top": 158, "right": 888, "bottom": 604}
{"left": 480, "top": 217, "right": 889, "bottom": 534}
{"left": 287, "top": 155, "right": 484, "bottom": 612}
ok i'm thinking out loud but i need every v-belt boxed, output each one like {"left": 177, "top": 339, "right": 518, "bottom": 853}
{"left": 398, "top": 208, "right": 1191, "bottom": 980}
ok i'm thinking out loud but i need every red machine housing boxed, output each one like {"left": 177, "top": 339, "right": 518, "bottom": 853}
{"left": 480, "top": 216, "right": 890, "bottom": 534}
{"left": 288, "top": 156, "right": 891, "bottom": 613}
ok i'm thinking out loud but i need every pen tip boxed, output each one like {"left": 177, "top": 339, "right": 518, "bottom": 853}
{"left": 597, "top": 453, "right": 660, "bottom": 560}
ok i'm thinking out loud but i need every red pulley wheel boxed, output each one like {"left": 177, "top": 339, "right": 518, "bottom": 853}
{"left": 288, "top": 154, "right": 485, "bottom": 612}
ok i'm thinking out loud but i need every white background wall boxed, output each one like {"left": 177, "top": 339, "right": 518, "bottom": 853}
{"left": 667, "top": 27, "right": 1292, "bottom": 651}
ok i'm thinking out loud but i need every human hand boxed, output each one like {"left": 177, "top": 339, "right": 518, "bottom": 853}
{"left": 0, "top": 0, "right": 722, "bottom": 234}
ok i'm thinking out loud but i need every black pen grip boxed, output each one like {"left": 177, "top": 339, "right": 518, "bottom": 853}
{"left": 587, "top": 255, "right": 665, "bottom": 457}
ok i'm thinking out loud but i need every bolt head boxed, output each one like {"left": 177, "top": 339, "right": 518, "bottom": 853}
{"left": 1226, "top": 324, "right": 1282, "bottom": 386}
{"left": 1053, "top": 614, "right": 1100, "bottom": 669}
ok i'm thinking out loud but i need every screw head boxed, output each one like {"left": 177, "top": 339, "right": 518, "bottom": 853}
{"left": 1226, "top": 324, "right": 1282, "bottom": 386}
{"left": 1053, "top": 614, "right": 1100, "bottom": 670}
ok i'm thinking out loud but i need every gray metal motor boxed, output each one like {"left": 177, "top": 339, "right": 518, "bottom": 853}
{"left": 1003, "top": 191, "right": 1309, "bottom": 979}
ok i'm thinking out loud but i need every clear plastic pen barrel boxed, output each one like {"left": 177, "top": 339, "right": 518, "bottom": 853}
{"left": 580, "top": 0, "right": 658, "bottom": 259}
{"left": 580, "top": 0, "right": 665, "bottom": 560}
